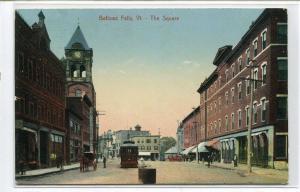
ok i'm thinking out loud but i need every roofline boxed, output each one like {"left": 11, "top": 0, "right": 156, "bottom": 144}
{"left": 182, "top": 106, "right": 200, "bottom": 124}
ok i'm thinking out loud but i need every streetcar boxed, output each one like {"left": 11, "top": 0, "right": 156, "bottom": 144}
{"left": 120, "top": 141, "right": 138, "bottom": 168}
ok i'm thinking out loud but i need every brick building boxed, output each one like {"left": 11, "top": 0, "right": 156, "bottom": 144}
{"left": 182, "top": 106, "right": 201, "bottom": 149}
{"left": 15, "top": 11, "right": 66, "bottom": 169}
{"left": 65, "top": 95, "right": 92, "bottom": 163}
{"left": 196, "top": 9, "right": 287, "bottom": 168}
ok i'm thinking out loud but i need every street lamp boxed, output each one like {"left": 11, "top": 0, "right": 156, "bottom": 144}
{"left": 240, "top": 60, "right": 264, "bottom": 173}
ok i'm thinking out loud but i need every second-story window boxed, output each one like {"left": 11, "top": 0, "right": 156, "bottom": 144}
{"left": 253, "top": 102, "right": 258, "bottom": 124}
{"left": 261, "top": 98, "right": 267, "bottom": 122}
{"left": 246, "top": 106, "right": 250, "bottom": 127}
{"left": 225, "top": 115, "right": 228, "bottom": 131}
{"left": 231, "top": 113, "right": 235, "bottom": 129}
{"left": 238, "top": 110, "right": 242, "bottom": 128}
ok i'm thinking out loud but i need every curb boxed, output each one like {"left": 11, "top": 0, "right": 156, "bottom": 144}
{"left": 15, "top": 166, "right": 80, "bottom": 180}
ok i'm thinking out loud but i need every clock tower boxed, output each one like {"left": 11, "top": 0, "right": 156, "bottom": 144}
{"left": 64, "top": 25, "right": 97, "bottom": 153}
{"left": 64, "top": 25, "right": 95, "bottom": 106}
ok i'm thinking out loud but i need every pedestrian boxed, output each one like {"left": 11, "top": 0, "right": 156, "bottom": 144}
{"left": 103, "top": 156, "right": 106, "bottom": 168}
{"left": 233, "top": 154, "right": 238, "bottom": 167}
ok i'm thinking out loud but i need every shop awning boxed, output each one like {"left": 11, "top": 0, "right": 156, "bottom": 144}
{"left": 206, "top": 139, "right": 221, "bottom": 150}
{"left": 192, "top": 142, "right": 209, "bottom": 153}
{"left": 139, "top": 152, "right": 151, "bottom": 156}
{"left": 181, "top": 145, "right": 196, "bottom": 155}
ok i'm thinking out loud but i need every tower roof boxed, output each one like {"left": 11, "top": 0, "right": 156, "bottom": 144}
{"left": 65, "top": 25, "right": 91, "bottom": 50}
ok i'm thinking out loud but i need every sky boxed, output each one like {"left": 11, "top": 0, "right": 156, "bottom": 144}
{"left": 18, "top": 9, "right": 263, "bottom": 137}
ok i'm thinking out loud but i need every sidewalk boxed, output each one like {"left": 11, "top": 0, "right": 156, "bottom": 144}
{"left": 206, "top": 161, "right": 288, "bottom": 181}
{"left": 16, "top": 163, "right": 80, "bottom": 179}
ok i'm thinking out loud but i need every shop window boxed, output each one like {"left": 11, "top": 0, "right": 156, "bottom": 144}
{"left": 277, "top": 23, "right": 287, "bottom": 44}
{"left": 276, "top": 135, "right": 287, "bottom": 159}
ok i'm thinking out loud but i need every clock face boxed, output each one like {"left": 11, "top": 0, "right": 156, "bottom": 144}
{"left": 73, "top": 51, "right": 81, "bottom": 58}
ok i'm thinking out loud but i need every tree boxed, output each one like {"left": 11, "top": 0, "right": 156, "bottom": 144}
{"left": 160, "top": 137, "right": 176, "bottom": 153}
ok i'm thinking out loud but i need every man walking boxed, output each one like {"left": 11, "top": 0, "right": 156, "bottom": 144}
{"left": 103, "top": 156, "right": 106, "bottom": 168}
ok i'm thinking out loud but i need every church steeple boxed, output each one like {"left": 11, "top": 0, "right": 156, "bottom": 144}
{"left": 38, "top": 10, "right": 45, "bottom": 26}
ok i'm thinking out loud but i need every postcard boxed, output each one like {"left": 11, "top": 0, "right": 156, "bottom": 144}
{"left": 12, "top": 6, "right": 289, "bottom": 186}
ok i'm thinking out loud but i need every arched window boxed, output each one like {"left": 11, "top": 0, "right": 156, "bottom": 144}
{"left": 80, "top": 65, "right": 86, "bottom": 78}
{"left": 75, "top": 89, "right": 81, "bottom": 97}
{"left": 70, "top": 65, "right": 76, "bottom": 78}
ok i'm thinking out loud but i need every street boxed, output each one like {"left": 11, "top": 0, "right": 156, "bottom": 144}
{"left": 16, "top": 158, "right": 287, "bottom": 185}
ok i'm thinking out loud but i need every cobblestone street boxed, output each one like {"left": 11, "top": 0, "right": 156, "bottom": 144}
{"left": 16, "top": 158, "right": 288, "bottom": 185}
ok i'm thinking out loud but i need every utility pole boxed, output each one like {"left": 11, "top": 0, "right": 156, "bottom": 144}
{"left": 192, "top": 107, "right": 199, "bottom": 164}
{"left": 241, "top": 60, "right": 263, "bottom": 173}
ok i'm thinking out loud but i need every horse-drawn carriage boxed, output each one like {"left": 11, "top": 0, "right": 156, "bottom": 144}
{"left": 80, "top": 152, "right": 97, "bottom": 172}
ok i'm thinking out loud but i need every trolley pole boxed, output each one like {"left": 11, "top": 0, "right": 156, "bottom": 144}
{"left": 241, "top": 60, "right": 264, "bottom": 173}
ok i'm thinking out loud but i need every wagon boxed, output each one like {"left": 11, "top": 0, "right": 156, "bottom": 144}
{"left": 80, "top": 152, "right": 97, "bottom": 172}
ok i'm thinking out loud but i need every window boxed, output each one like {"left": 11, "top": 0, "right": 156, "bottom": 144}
{"left": 246, "top": 49, "right": 250, "bottom": 65}
{"left": 153, "top": 139, "right": 157, "bottom": 143}
{"left": 218, "top": 119, "right": 221, "bottom": 132}
{"left": 225, "top": 70, "right": 229, "bottom": 82}
{"left": 253, "top": 69, "right": 258, "bottom": 90}
{"left": 75, "top": 89, "right": 81, "bottom": 97}
{"left": 214, "top": 121, "right": 217, "bottom": 134}
{"left": 231, "top": 88, "right": 235, "bottom": 103}
{"left": 231, "top": 64, "right": 235, "bottom": 78}
{"left": 146, "top": 139, "right": 151, "bottom": 143}
{"left": 154, "top": 146, "right": 158, "bottom": 150}
{"left": 262, "top": 30, "right": 267, "bottom": 50}
{"left": 261, "top": 63, "right": 267, "bottom": 85}
{"left": 276, "top": 135, "right": 287, "bottom": 158}
{"left": 238, "top": 57, "right": 243, "bottom": 72}
{"left": 246, "top": 106, "right": 250, "bottom": 127}
{"left": 277, "top": 58, "right": 287, "bottom": 80}
{"left": 218, "top": 97, "right": 221, "bottom": 112}
{"left": 214, "top": 101, "right": 217, "bottom": 112}
{"left": 238, "top": 83, "right": 242, "bottom": 100}
{"left": 225, "top": 115, "right": 228, "bottom": 131}
{"left": 238, "top": 110, "right": 242, "bottom": 128}
{"left": 253, "top": 39, "right": 258, "bottom": 57}
{"left": 277, "top": 23, "right": 287, "bottom": 44}
{"left": 277, "top": 96, "right": 288, "bottom": 119}
{"left": 246, "top": 76, "right": 250, "bottom": 95}
{"left": 231, "top": 113, "right": 235, "bottom": 129}
{"left": 261, "top": 98, "right": 267, "bottom": 122}
{"left": 253, "top": 103, "right": 257, "bottom": 124}
{"left": 225, "top": 92, "right": 229, "bottom": 105}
